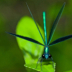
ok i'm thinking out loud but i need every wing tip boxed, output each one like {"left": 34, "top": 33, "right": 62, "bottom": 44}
{"left": 5, "top": 31, "right": 9, "bottom": 34}
{"left": 63, "top": 2, "right": 66, "bottom": 6}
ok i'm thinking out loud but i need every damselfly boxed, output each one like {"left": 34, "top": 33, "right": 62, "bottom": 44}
{"left": 6, "top": 2, "right": 72, "bottom": 72}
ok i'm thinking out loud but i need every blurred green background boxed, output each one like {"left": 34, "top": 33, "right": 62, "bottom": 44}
{"left": 0, "top": 0, "right": 72, "bottom": 72}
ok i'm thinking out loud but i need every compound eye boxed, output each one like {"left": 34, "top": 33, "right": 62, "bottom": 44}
{"left": 49, "top": 54, "right": 52, "bottom": 58}
{"left": 42, "top": 54, "right": 45, "bottom": 58}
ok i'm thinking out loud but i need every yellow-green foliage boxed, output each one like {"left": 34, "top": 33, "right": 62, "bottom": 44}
{"left": 16, "top": 16, "right": 56, "bottom": 72}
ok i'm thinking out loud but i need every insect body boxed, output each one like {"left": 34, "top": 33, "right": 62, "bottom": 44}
{"left": 44, "top": 46, "right": 49, "bottom": 59}
{"left": 6, "top": 2, "right": 72, "bottom": 72}
{"left": 42, "top": 11, "right": 49, "bottom": 59}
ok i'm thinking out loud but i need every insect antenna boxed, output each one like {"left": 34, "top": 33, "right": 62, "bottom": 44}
{"left": 26, "top": 2, "right": 45, "bottom": 45}
{"left": 48, "top": 2, "right": 66, "bottom": 45}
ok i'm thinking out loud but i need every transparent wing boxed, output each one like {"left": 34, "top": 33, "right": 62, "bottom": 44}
{"left": 43, "top": 12, "right": 47, "bottom": 45}
{"left": 48, "top": 2, "right": 65, "bottom": 45}
{"left": 26, "top": 2, "right": 45, "bottom": 45}
{"left": 6, "top": 32, "right": 44, "bottom": 46}
{"left": 49, "top": 35, "right": 72, "bottom": 46}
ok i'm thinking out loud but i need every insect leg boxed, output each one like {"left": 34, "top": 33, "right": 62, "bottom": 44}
{"left": 36, "top": 57, "right": 42, "bottom": 69}
{"left": 40, "top": 58, "right": 43, "bottom": 72}
{"left": 51, "top": 57, "right": 55, "bottom": 72}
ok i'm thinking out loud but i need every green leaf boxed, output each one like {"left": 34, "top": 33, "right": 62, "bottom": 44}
{"left": 16, "top": 16, "right": 56, "bottom": 72}
{"left": 65, "top": 70, "right": 72, "bottom": 72}
{"left": 24, "top": 61, "right": 56, "bottom": 72}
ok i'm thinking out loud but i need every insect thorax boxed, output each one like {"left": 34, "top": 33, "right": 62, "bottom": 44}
{"left": 44, "top": 46, "right": 49, "bottom": 59}
{"left": 44, "top": 46, "right": 49, "bottom": 54}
